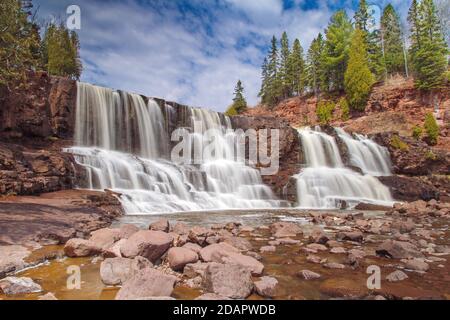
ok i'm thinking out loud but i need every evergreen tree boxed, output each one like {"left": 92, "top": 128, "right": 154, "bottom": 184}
{"left": 279, "top": 32, "right": 291, "bottom": 98}
{"left": 354, "top": 0, "right": 370, "bottom": 32}
{"left": 306, "top": 33, "right": 325, "bottom": 96}
{"left": 408, "top": 0, "right": 423, "bottom": 60}
{"left": 258, "top": 57, "right": 269, "bottom": 101}
{"left": 410, "top": 0, "right": 448, "bottom": 91}
{"left": 323, "top": 10, "right": 354, "bottom": 92}
{"left": 287, "top": 39, "right": 306, "bottom": 96}
{"left": 231, "top": 80, "right": 247, "bottom": 114}
{"left": 263, "top": 36, "right": 282, "bottom": 107}
{"left": 0, "top": 0, "right": 41, "bottom": 88}
{"left": 344, "top": 29, "right": 375, "bottom": 111}
{"left": 381, "top": 4, "right": 405, "bottom": 76}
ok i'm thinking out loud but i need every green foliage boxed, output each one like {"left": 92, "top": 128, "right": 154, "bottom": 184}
{"left": 409, "top": 0, "right": 448, "bottom": 91}
{"left": 225, "top": 104, "right": 238, "bottom": 116}
{"left": 390, "top": 135, "right": 409, "bottom": 151}
{"left": 306, "top": 33, "right": 325, "bottom": 96}
{"left": 344, "top": 29, "right": 375, "bottom": 111}
{"left": 381, "top": 4, "right": 406, "bottom": 77}
{"left": 424, "top": 112, "right": 439, "bottom": 145}
{"left": 339, "top": 97, "right": 350, "bottom": 121}
{"left": 0, "top": 0, "right": 41, "bottom": 87}
{"left": 425, "top": 150, "right": 437, "bottom": 161}
{"left": 316, "top": 100, "right": 335, "bottom": 125}
{"left": 412, "top": 125, "right": 423, "bottom": 140}
{"left": 230, "top": 80, "right": 247, "bottom": 114}
{"left": 322, "top": 10, "right": 354, "bottom": 92}
{"left": 42, "top": 23, "right": 82, "bottom": 80}
{"left": 287, "top": 39, "right": 306, "bottom": 97}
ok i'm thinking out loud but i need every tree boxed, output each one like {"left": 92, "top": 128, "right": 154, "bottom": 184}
{"left": 42, "top": 22, "right": 83, "bottom": 80}
{"left": 344, "top": 29, "right": 375, "bottom": 111}
{"left": 381, "top": 4, "right": 406, "bottom": 76}
{"left": 306, "top": 33, "right": 325, "bottom": 96}
{"left": 323, "top": 10, "right": 354, "bottom": 92}
{"left": 0, "top": 0, "right": 41, "bottom": 88}
{"left": 261, "top": 36, "right": 282, "bottom": 107}
{"left": 287, "top": 39, "right": 305, "bottom": 96}
{"left": 231, "top": 80, "right": 247, "bottom": 114}
{"left": 424, "top": 112, "right": 439, "bottom": 145}
{"left": 435, "top": 0, "right": 450, "bottom": 47}
{"left": 409, "top": 0, "right": 448, "bottom": 91}
{"left": 279, "top": 32, "right": 291, "bottom": 98}
{"left": 354, "top": 0, "right": 370, "bottom": 33}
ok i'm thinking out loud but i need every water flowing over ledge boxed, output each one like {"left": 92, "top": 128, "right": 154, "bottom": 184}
{"left": 294, "top": 127, "right": 394, "bottom": 209}
{"left": 66, "top": 82, "right": 284, "bottom": 214}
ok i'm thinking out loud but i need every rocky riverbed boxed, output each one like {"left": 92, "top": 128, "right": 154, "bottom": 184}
{"left": 0, "top": 199, "right": 449, "bottom": 300}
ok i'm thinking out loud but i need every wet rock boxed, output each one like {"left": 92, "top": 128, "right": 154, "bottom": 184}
{"left": 0, "top": 277, "right": 42, "bottom": 295}
{"left": 120, "top": 230, "right": 173, "bottom": 263}
{"left": 115, "top": 268, "right": 177, "bottom": 300}
{"left": 64, "top": 238, "right": 101, "bottom": 257}
{"left": 182, "top": 242, "right": 202, "bottom": 254}
{"left": 202, "top": 262, "right": 253, "bottom": 299}
{"left": 195, "top": 293, "right": 232, "bottom": 300}
{"left": 0, "top": 245, "right": 30, "bottom": 278}
{"left": 277, "top": 238, "right": 301, "bottom": 245}
{"left": 309, "top": 228, "right": 329, "bottom": 244}
{"left": 221, "top": 252, "right": 264, "bottom": 276}
{"left": 326, "top": 240, "right": 341, "bottom": 248}
{"left": 330, "top": 247, "right": 346, "bottom": 254}
{"left": 221, "top": 236, "right": 253, "bottom": 251}
{"left": 402, "top": 258, "right": 429, "bottom": 272}
{"left": 149, "top": 219, "right": 170, "bottom": 233}
{"left": 254, "top": 276, "right": 278, "bottom": 297}
{"left": 306, "top": 243, "right": 328, "bottom": 252}
{"left": 260, "top": 245, "right": 276, "bottom": 253}
{"left": 347, "top": 249, "right": 366, "bottom": 259}
{"left": 298, "top": 270, "right": 321, "bottom": 280}
{"left": 336, "top": 231, "right": 364, "bottom": 243}
{"left": 386, "top": 270, "right": 409, "bottom": 282}
{"left": 38, "top": 292, "right": 58, "bottom": 300}
{"left": 269, "top": 222, "right": 302, "bottom": 238}
{"left": 199, "top": 243, "right": 239, "bottom": 262}
{"left": 376, "top": 240, "right": 423, "bottom": 259}
{"left": 323, "top": 262, "right": 345, "bottom": 269}
{"left": 118, "top": 224, "right": 140, "bottom": 239}
{"left": 89, "top": 228, "right": 121, "bottom": 250}
{"left": 103, "top": 239, "right": 127, "bottom": 258}
{"left": 100, "top": 257, "right": 152, "bottom": 286}
{"left": 319, "top": 278, "right": 368, "bottom": 298}
{"left": 306, "top": 255, "right": 322, "bottom": 264}
{"left": 167, "top": 247, "right": 198, "bottom": 271}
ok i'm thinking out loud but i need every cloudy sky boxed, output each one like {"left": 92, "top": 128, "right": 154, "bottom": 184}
{"left": 34, "top": 0, "right": 413, "bottom": 111}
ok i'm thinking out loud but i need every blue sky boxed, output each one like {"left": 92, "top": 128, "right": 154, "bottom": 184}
{"left": 34, "top": 0, "right": 413, "bottom": 111}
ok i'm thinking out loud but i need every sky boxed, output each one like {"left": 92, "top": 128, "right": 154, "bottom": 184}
{"left": 34, "top": 0, "right": 413, "bottom": 112}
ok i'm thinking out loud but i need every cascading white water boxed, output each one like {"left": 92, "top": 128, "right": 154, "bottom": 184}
{"left": 67, "top": 82, "right": 282, "bottom": 214}
{"left": 335, "top": 128, "right": 392, "bottom": 176}
{"left": 294, "top": 127, "right": 393, "bottom": 209}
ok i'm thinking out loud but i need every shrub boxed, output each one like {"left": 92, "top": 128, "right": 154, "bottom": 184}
{"left": 424, "top": 113, "right": 439, "bottom": 145}
{"left": 339, "top": 97, "right": 350, "bottom": 121}
{"left": 412, "top": 125, "right": 423, "bottom": 140}
{"left": 390, "top": 135, "right": 409, "bottom": 151}
{"left": 425, "top": 150, "right": 437, "bottom": 161}
{"left": 225, "top": 105, "right": 238, "bottom": 116}
{"left": 316, "top": 101, "right": 335, "bottom": 125}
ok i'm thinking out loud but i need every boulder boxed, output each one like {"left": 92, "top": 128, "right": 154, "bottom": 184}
{"left": 323, "top": 262, "right": 345, "bottom": 269}
{"left": 172, "top": 222, "right": 190, "bottom": 235}
{"left": 149, "top": 219, "right": 170, "bottom": 232}
{"left": 183, "top": 262, "right": 211, "bottom": 278}
{"left": 260, "top": 246, "right": 276, "bottom": 253}
{"left": 118, "top": 224, "right": 140, "bottom": 239}
{"left": 181, "top": 242, "right": 202, "bottom": 254}
{"left": 0, "top": 277, "right": 42, "bottom": 295}
{"left": 386, "top": 270, "right": 409, "bottom": 282}
{"left": 309, "top": 228, "right": 329, "bottom": 244}
{"left": 221, "top": 252, "right": 264, "bottom": 276}
{"left": 376, "top": 240, "right": 423, "bottom": 259}
{"left": 269, "top": 222, "right": 302, "bottom": 238}
{"left": 391, "top": 220, "right": 415, "bottom": 234}
{"left": 336, "top": 231, "right": 364, "bottom": 243}
{"left": 188, "top": 226, "right": 212, "bottom": 245}
{"left": 167, "top": 247, "right": 198, "bottom": 271}
{"left": 254, "top": 276, "right": 278, "bottom": 297}
{"left": 64, "top": 238, "right": 101, "bottom": 257}
{"left": 103, "top": 239, "right": 127, "bottom": 258}
{"left": 120, "top": 230, "right": 173, "bottom": 263}
{"left": 0, "top": 245, "right": 30, "bottom": 278}
{"left": 306, "top": 243, "right": 328, "bottom": 252}
{"left": 115, "top": 268, "right": 177, "bottom": 300}
{"left": 402, "top": 258, "right": 429, "bottom": 272}
{"left": 100, "top": 257, "right": 152, "bottom": 286}
{"left": 221, "top": 236, "right": 253, "bottom": 251}
{"left": 202, "top": 262, "right": 253, "bottom": 299}
{"left": 89, "top": 228, "right": 121, "bottom": 250}
{"left": 199, "top": 243, "right": 239, "bottom": 262}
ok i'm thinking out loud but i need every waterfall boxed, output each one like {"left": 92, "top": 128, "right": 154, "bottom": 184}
{"left": 67, "top": 82, "right": 282, "bottom": 214}
{"left": 335, "top": 128, "right": 392, "bottom": 176}
{"left": 294, "top": 127, "right": 393, "bottom": 209}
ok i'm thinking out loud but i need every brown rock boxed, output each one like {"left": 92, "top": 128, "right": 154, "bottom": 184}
{"left": 167, "top": 247, "right": 198, "bottom": 271}
{"left": 336, "top": 231, "right": 364, "bottom": 243}
{"left": 64, "top": 238, "right": 101, "bottom": 257}
{"left": 402, "top": 258, "right": 429, "bottom": 272}
{"left": 89, "top": 228, "right": 121, "bottom": 250}
{"left": 181, "top": 242, "right": 202, "bottom": 254}
{"left": 199, "top": 243, "right": 239, "bottom": 262}
{"left": 0, "top": 277, "right": 42, "bottom": 295}
{"left": 298, "top": 270, "right": 321, "bottom": 280}
{"left": 270, "top": 222, "right": 302, "bottom": 238}
{"left": 254, "top": 276, "right": 278, "bottom": 297}
{"left": 120, "top": 230, "right": 173, "bottom": 263}
{"left": 386, "top": 270, "right": 409, "bottom": 282}
{"left": 118, "top": 224, "right": 140, "bottom": 239}
{"left": 221, "top": 252, "right": 264, "bottom": 276}
{"left": 149, "top": 219, "right": 170, "bottom": 232}
{"left": 376, "top": 240, "right": 423, "bottom": 259}
{"left": 309, "top": 228, "right": 329, "bottom": 244}
{"left": 319, "top": 278, "right": 368, "bottom": 298}
{"left": 100, "top": 257, "right": 152, "bottom": 286}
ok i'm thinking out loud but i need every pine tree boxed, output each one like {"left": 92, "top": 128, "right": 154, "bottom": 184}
{"left": 231, "top": 80, "right": 247, "bottom": 114}
{"left": 381, "top": 4, "right": 405, "bottom": 76}
{"left": 323, "top": 10, "right": 354, "bottom": 92}
{"left": 279, "top": 32, "right": 291, "bottom": 99}
{"left": 0, "top": 0, "right": 41, "bottom": 88}
{"left": 258, "top": 57, "right": 269, "bottom": 101}
{"left": 288, "top": 39, "right": 306, "bottom": 96}
{"left": 344, "top": 28, "right": 375, "bottom": 111}
{"left": 408, "top": 0, "right": 423, "bottom": 60}
{"left": 354, "top": 0, "right": 370, "bottom": 33}
{"left": 410, "top": 0, "right": 448, "bottom": 91}
{"left": 263, "top": 36, "right": 282, "bottom": 107}
{"left": 306, "top": 33, "right": 325, "bottom": 96}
